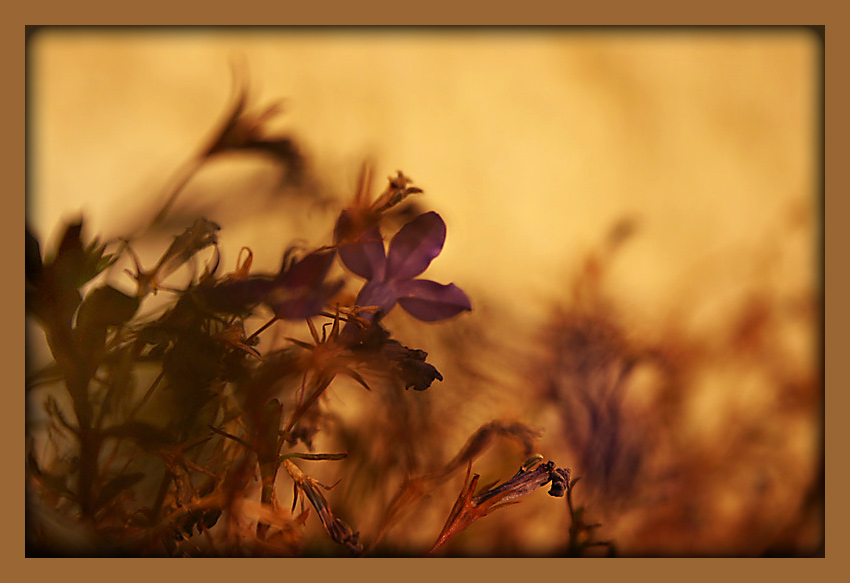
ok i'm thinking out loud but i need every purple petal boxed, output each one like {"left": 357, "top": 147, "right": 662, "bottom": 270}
{"left": 355, "top": 280, "right": 398, "bottom": 317}
{"left": 279, "top": 249, "right": 336, "bottom": 288}
{"left": 337, "top": 224, "right": 386, "bottom": 281}
{"left": 395, "top": 279, "right": 472, "bottom": 322}
{"left": 266, "top": 249, "right": 342, "bottom": 319}
{"left": 197, "top": 277, "right": 274, "bottom": 313}
{"left": 386, "top": 212, "right": 446, "bottom": 281}
{"left": 267, "top": 279, "right": 344, "bottom": 320}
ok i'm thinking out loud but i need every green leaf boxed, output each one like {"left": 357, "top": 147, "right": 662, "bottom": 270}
{"left": 48, "top": 220, "right": 116, "bottom": 289}
{"left": 31, "top": 219, "right": 115, "bottom": 328}
{"left": 75, "top": 285, "right": 139, "bottom": 357}
{"left": 77, "top": 285, "right": 139, "bottom": 328}
{"left": 50, "top": 221, "right": 86, "bottom": 286}
{"left": 26, "top": 227, "right": 43, "bottom": 285}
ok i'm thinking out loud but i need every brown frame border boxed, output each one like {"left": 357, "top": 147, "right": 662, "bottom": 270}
{"left": 7, "top": 4, "right": 840, "bottom": 579}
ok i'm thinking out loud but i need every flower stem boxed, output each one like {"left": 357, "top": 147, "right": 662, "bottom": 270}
{"left": 247, "top": 317, "right": 278, "bottom": 344}
{"left": 147, "top": 155, "right": 206, "bottom": 232}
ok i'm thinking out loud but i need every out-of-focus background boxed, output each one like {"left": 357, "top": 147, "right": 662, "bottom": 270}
{"left": 27, "top": 27, "right": 821, "bottom": 556}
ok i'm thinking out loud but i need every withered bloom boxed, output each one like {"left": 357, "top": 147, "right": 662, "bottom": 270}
{"left": 348, "top": 319, "right": 443, "bottom": 391}
{"left": 283, "top": 459, "right": 362, "bottom": 556}
{"left": 202, "top": 84, "right": 303, "bottom": 181}
{"left": 333, "top": 167, "right": 423, "bottom": 247}
{"left": 129, "top": 218, "right": 221, "bottom": 296}
{"left": 473, "top": 460, "right": 571, "bottom": 506}
{"left": 428, "top": 459, "right": 572, "bottom": 555}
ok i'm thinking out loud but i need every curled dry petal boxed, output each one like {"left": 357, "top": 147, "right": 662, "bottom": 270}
{"left": 346, "top": 321, "right": 444, "bottom": 391}
{"left": 385, "top": 211, "right": 446, "bottom": 281}
{"left": 395, "top": 279, "right": 472, "bottom": 322}
{"left": 472, "top": 461, "right": 557, "bottom": 506}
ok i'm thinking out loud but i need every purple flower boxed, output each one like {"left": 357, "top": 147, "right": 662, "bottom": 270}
{"left": 196, "top": 249, "right": 342, "bottom": 320}
{"left": 265, "top": 249, "right": 344, "bottom": 320}
{"left": 337, "top": 211, "right": 471, "bottom": 322}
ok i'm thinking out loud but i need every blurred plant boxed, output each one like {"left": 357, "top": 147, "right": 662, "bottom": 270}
{"left": 531, "top": 211, "right": 821, "bottom": 557}
{"left": 25, "top": 87, "right": 575, "bottom": 557}
{"left": 535, "top": 218, "right": 646, "bottom": 504}
{"left": 147, "top": 70, "right": 304, "bottom": 233}
{"left": 563, "top": 476, "right": 615, "bottom": 557}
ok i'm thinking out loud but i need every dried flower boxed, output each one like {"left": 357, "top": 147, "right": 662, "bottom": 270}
{"left": 347, "top": 319, "right": 443, "bottom": 391}
{"left": 202, "top": 82, "right": 303, "bottom": 179}
{"left": 283, "top": 459, "right": 362, "bottom": 556}
{"left": 426, "top": 465, "right": 517, "bottom": 557}
{"left": 338, "top": 211, "right": 471, "bottom": 322}
{"left": 333, "top": 166, "right": 423, "bottom": 247}
{"left": 127, "top": 218, "right": 221, "bottom": 296}
{"left": 472, "top": 460, "right": 570, "bottom": 506}
{"left": 427, "top": 459, "right": 571, "bottom": 556}
{"left": 26, "top": 220, "right": 116, "bottom": 330}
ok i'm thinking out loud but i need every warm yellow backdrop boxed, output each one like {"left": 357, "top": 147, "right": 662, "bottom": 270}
{"left": 30, "top": 28, "right": 816, "bottom": 323}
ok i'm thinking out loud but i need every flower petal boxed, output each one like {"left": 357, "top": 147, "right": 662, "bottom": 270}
{"left": 268, "top": 249, "right": 342, "bottom": 319}
{"left": 336, "top": 217, "right": 386, "bottom": 280}
{"left": 396, "top": 279, "right": 471, "bottom": 322}
{"left": 355, "top": 280, "right": 398, "bottom": 318}
{"left": 386, "top": 211, "right": 446, "bottom": 281}
{"left": 267, "top": 279, "right": 344, "bottom": 320}
{"left": 280, "top": 249, "right": 336, "bottom": 287}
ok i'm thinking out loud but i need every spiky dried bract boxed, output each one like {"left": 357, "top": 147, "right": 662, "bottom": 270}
{"left": 426, "top": 458, "right": 573, "bottom": 556}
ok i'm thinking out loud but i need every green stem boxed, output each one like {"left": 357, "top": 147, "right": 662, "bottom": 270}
{"left": 45, "top": 322, "right": 100, "bottom": 522}
{"left": 65, "top": 366, "right": 99, "bottom": 521}
{"left": 147, "top": 155, "right": 206, "bottom": 232}
{"left": 246, "top": 317, "right": 278, "bottom": 344}
{"left": 256, "top": 462, "right": 278, "bottom": 540}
